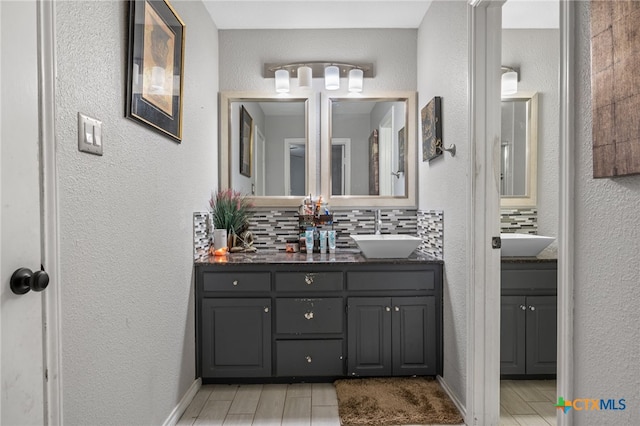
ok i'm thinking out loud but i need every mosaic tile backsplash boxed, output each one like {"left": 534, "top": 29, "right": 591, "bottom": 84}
{"left": 194, "top": 208, "right": 420, "bottom": 254}
{"left": 193, "top": 208, "right": 449, "bottom": 259}
{"left": 193, "top": 212, "right": 210, "bottom": 260}
{"left": 417, "top": 210, "right": 444, "bottom": 260}
{"left": 500, "top": 208, "right": 538, "bottom": 234}
{"left": 249, "top": 208, "right": 418, "bottom": 250}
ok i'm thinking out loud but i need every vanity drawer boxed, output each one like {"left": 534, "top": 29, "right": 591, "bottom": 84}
{"left": 276, "top": 298, "right": 343, "bottom": 334}
{"left": 347, "top": 270, "right": 435, "bottom": 291}
{"left": 501, "top": 268, "right": 557, "bottom": 292}
{"left": 203, "top": 272, "right": 270, "bottom": 293}
{"left": 276, "top": 339, "right": 344, "bottom": 377}
{"left": 275, "top": 271, "right": 343, "bottom": 292}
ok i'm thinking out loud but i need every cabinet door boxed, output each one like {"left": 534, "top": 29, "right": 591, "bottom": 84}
{"left": 201, "top": 298, "right": 271, "bottom": 378}
{"left": 391, "top": 297, "right": 436, "bottom": 375}
{"left": 500, "top": 296, "right": 526, "bottom": 375}
{"left": 347, "top": 297, "right": 392, "bottom": 377}
{"left": 526, "top": 296, "right": 557, "bottom": 375}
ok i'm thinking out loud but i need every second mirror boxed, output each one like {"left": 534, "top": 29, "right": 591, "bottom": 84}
{"left": 321, "top": 92, "right": 417, "bottom": 208}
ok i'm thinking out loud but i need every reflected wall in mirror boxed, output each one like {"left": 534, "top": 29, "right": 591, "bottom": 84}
{"left": 219, "top": 92, "right": 317, "bottom": 207}
{"left": 500, "top": 91, "right": 538, "bottom": 207}
{"left": 321, "top": 92, "right": 417, "bottom": 207}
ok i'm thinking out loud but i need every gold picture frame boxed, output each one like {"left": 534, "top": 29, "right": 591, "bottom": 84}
{"left": 126, "top": 0, "right": 185, "bottom": 142}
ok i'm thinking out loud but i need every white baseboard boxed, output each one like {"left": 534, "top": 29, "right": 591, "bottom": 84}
{"left": 163, "top": 378, "right": 202, "bottom": 426}
{"left": 437, "top": 375, "right": 467, "bottom": 424}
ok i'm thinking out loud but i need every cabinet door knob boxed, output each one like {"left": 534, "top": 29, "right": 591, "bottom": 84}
{"left": 264, "top": 307, "right": 269, "bottom": 313}
{"left": 233, "top": 280, "right": 238, "bottom": 286}
{"left": 385, "top": 306, "right": 391, "bottom": 312}
{"left": 304, "top": 311, "right": 314, "bottom": 320}
{"left": 304, "top": 273, "right": 315, "bottom": 285}
{"left": 306, "top": 356, "right": 312, "bottom": 363}
{"left": 519, "top": 304, "right": 527, "bottom": 311}
{"left": 394, "top": 306, "right": 399, "bottom": 312}
{"left": 528, "top": 305, "right": 536, "bottom": 311}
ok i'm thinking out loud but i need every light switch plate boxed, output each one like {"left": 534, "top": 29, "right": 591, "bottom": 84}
{"left": 78, "top": 112, "right": 103, "bottom": 156}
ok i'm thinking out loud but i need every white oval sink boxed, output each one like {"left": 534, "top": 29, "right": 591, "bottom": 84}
{"left": 500, "top": 233, "right": 554, "bottom": 257}
{"left": 350, "top": 234, "right": 422, "bottom": 259}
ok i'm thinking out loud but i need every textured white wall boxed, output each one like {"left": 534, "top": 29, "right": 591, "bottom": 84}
{"left": 502, "top": 29, "right": 559, "bottom": 237}
{"left": 573, "top": 3, "right": 640, "bottom": 424}
{"left": 417, "top": 1, "right": 468, "bottom": 408}
{"left": 219, "top": 29, "right": 417, "bottom": 92}
{"left": 54, "top": 1, "right": 218, "bottom": 424}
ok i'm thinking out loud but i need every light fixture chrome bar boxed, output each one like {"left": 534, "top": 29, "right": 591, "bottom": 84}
{"left": 264, "top": 61, "right": 375, "bottom": 79}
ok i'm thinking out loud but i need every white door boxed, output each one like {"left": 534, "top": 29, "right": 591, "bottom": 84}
{"left": 1, "top": 1, "right": 47, "bottom": 424}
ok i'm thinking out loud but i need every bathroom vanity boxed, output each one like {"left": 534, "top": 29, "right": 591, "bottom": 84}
{"left": 194, "top": 252, "right": 443, "bottom": 382}
{"left": 500, "top": 259, "right": 557, "bottom": 377}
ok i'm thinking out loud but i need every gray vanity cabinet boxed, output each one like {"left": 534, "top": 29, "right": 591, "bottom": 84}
{"left": 525, "top": 295, "right": 557, "bottom": 375}
{"left": 347, "top": 268, "right": 439, "bottom": 377}
{"left": 201, "top": 298, "right": 272, "bottom": 378}
{"left": 500, "top": 262, "right": 557, "bottom": 377}
{"left": 348, "top": 296, "right": 436, "bottom": 377}
{"left": 195, "top": 257, "right": 442, "bottom": 382}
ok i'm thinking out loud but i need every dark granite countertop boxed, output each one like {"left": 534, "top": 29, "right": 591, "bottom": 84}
{"left": 195, "top": 249, "right": 443, "bottom": 265}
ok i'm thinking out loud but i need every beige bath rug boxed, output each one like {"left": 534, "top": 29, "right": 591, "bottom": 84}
{"left": 334, "top": 377, "right": 464, "bottom": 425}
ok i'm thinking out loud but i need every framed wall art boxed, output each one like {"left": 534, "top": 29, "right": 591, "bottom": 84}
{"left": 591, "top": 2, "right": 640, "bottom": 177}
{"left": 369, "top": 129, "right": 379, "bottom": 195}
{"left": 239, "top": 105, "right": 253, "bottom": 177}
{"left": 126, "top": 0, "right": 185, "bottom": 142}
{"left": 398, "top": 126, "right": 406, "bottom": 173}
{"left": 422, "top": 96, "right": 443, "bottom": 162}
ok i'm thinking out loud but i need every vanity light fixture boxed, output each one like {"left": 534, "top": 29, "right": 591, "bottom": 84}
{"left": 324, "top": 65, "right": 340, "bottom": 90}
{"left": 264, "top": 61, "right": 374, "bottom": 92}
{"left": 501, "top": 66, "right": 518, "bottom": 95}
{"left": 275, "top": 69, "right": 290, "bottom": 93}
{"left": 348, "top": 68, "right": 364, "bottom": 92}
{"left": 297, "top": 65, "right": 312, "bottom": 89}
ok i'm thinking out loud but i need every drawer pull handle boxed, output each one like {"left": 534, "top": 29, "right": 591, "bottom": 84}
{"left": 233, "top": 280, "right": 238, "bottom": 286}
{"left": 306, "top": 356, "right": 312, "bottom": 363}
{"left": 304, "top": 274, "right": 315, "bottom": 285}
{"left": 528, "top": 305, "right": 536, "bottom": 311}
{"left": 304, "top": 311, "right": 314, "bottom": 320}
{"left": 264, "top": 307, "right": 269, "bottom": 313}
{"left": 520, "top": 304, "right": 527, "bottom": 311}
{"left": 385, "top": 306, "right": 391, "bottom": 312}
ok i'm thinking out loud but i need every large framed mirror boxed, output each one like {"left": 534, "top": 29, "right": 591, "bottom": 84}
{"left": 500, "top": 91, "right": 538, "bottom": 207}
{"left": 219, "top": 91, "right": 317, "bottom": 207}
{"left": 320, "top": 92, "right": 417, "bottom": 207}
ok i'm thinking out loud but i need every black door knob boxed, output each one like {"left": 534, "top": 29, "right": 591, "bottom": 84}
{"left": 10, "top": 267, "right": 49, "bottom": 295}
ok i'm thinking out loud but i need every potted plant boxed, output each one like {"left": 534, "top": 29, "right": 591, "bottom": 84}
{"left": 209, "top": 189, "right": 252, "bottom": 250}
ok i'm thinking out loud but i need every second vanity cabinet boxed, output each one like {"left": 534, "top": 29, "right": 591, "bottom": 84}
{"left": 195, "top": 254, "right": 442, "bottom": 382}
{"left": 500, "top": 261, "right": 557, "bottom": 376}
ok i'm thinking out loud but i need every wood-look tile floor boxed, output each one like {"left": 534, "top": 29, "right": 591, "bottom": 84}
{"left": 177, "top": 383, "right": 340, "bottom": 426}
{"left": 177, "top": 379, "right": 555, "bottom": 425}
{"left": 500, "top": 380, "right": 557, "bottom": 426}
{"left": 176, "top": 382, "right": 464, "bottom": 426}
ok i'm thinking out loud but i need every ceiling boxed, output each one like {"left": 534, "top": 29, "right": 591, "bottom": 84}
{"left": 202, "top": 0, "right": 559, "bottom": 30}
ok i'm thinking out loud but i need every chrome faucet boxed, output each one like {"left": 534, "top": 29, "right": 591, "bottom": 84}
{"left": 374, "top": 209, "right": 382, "bottom": 235}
